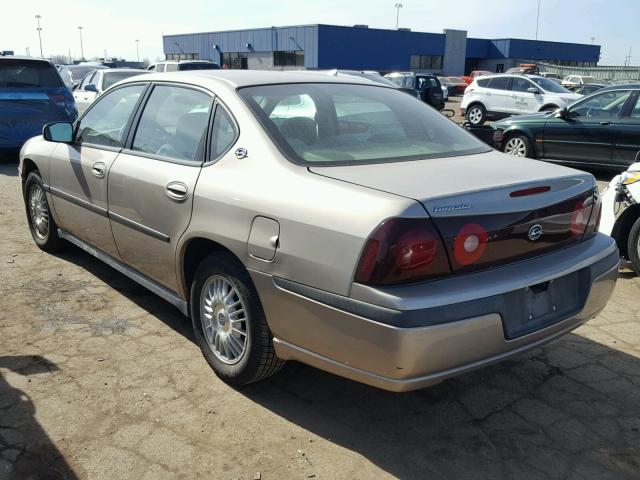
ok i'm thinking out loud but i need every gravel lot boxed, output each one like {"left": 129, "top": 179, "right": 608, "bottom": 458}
{"left": 1, "top": 156, "right": 639, "bottom": 480}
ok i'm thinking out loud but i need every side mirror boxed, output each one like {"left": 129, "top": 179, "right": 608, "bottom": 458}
{"left": 527, "top": 87, "right": 540, "bottom": 94}
{"left": 84, "top": 84, "right": 98, "bottom": 93}
{"left": 43, "top": 122, "right": 73, "bottom": 143}
{"left": 558, "top": 107, "right": 570, "bottom": 119}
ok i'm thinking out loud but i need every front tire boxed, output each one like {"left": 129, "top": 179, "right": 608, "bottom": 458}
{"left": 626, "top": 216, "right": 640, "bottom": 275}
{"left": 24, "top": 171, "right": 65, "bottom": 252}
{"left": 466, "top": 104, "right": 486, "bottom": 125}
{"left": 503, "top": 134, "right": 533, "bottom": 158}
{"left": 190, "top": 253, "right": 284, "bottom": 386}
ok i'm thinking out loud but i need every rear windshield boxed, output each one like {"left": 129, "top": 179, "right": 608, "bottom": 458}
{"left": 103, "top": 71, "right": 145, "bottom": 89}
{"left": 239, "top": 83, "right": 490, "bottom": 166}
{"left": 0, "top": 60, "right": 62, "bottom": 88}
{"left": 178, "top": 63, "right": 220, "bottom": 71}
{"left": 68, "top": 66, "right": 97, "bottom": 82}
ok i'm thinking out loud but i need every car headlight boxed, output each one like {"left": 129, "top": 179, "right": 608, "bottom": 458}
{"left": 621, "top": 171, "right": 640, "bottom": 185}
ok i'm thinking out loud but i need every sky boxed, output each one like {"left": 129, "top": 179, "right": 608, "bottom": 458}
{"left": 1, "top": 0, "right": 638, "bottom": 65}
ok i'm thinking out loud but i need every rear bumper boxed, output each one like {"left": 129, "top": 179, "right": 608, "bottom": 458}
{"left": 251, "top": 234, "right": 619, "bottom": 392}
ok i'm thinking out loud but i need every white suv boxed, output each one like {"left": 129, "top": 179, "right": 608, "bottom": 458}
{"left": 461, "top": 74, "right": 582, "bottom": 125}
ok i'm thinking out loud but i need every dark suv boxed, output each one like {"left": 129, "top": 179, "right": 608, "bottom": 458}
{"left": 384, "top": 72, "right": 445, "bottom": 110}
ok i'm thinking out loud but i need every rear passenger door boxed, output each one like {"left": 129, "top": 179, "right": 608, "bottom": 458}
{"left": 107, "top": 83, "right": 214, "bottom": 291}
{"left": 483, "top": 76, "right": 512, "bottom": 115}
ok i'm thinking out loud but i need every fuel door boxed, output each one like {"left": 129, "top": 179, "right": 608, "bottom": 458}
{"left": 248, "top": 216, "right": 280, "bottom": 261}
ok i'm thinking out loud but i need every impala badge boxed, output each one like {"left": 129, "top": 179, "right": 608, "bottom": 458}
{"left": 528, "top": 224, "right": 543, "bottom": 241}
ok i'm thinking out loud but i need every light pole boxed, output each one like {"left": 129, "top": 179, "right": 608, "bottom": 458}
{"left": 394, "top": 3, "right": 403, "bottom": 30}
{"left": 35, "top": 15, "right": 43, "bottom": 58}
{"left": 78, "top": 26, "right": 84, "bottom": 61}
{"left": 136, "top": 39, "right": 140, "bottom": 62}
{"left": 535, "top": 0, "right": 541, "bottom": 40}
{"left": 590, "top": 36, "right": 596, "bottom": 45}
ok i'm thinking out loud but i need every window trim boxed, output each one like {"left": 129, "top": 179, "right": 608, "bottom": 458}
{"left": 487, "top": 76, "right": 512, "bottom": 91}
{"left": 72, "top": 81, "right": 151, "bottom": 152}
{"left": 568, "top": 89, "right": 634, "bottom": 121}
{"left": 204, "top": 100, "right": 240, "bottom": 166}
{"left": 121, "top": 81, "right": 217, "bottom": 166}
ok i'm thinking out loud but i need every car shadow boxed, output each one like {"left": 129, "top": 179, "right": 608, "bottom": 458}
{"left": 48, "top": 234, "right": 640, "bottom": 478}
{"left": 0, "top": 355, "right": 79, "bottom": 479}
{"left": 239, "top": 329, "right": 640, "bottom": 479}
{"left": 0, "top": 157, "right": 19, "bottom": 176}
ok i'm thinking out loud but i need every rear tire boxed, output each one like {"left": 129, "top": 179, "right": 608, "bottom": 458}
{"left": 190, "top": 253, "right": 284, "bottom": 386}
{"left": 503, "top": 134, "right": 533, "bottom": 158}
{"left": 23, "top": 171, "right": 65, "bottom": 252}
{"left": 626, "top": 216, "right": 640, "bottom": 275}
{"left": 466, "top": 104, "right": 486, "bottom": 125}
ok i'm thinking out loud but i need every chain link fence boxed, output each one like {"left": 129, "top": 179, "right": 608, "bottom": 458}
{"left": 532, "top": 61, "right": 640, "bottom": 81}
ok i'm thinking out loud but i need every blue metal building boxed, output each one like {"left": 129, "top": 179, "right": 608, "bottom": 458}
{"left": 163, "top": 24, "right": 600, "bottom": 76}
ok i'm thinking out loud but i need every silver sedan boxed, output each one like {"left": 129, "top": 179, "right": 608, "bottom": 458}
{"left": 19, "top": 71, "right": 618, "bottom": 392}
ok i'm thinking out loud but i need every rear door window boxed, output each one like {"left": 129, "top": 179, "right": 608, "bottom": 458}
{"left": 132, "top": 85, "right": 213, "bottom": 162}
{"left": 487, "top": 77, "right": 510, "bottom": 90}
{"left": 165, "top": 63, "right": 179, "bottom": 72}
{"left": 0, "top": 60, "right": 62, "bottom": 88}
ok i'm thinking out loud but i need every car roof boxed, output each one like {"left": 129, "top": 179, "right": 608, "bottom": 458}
{"left": 117, "top": 70, "right": 392, "bottom": 91}
{"left": 0, "top": 56, "right": 55, "bottom": 65}
{"left": 600, "top": 83, "right": 640, "bottom": 91}
{"left": 102, "top": 68, "right": 146, "bottom": 73}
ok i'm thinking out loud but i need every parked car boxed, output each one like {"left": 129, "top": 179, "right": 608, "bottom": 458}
{"left": 506, "top": 64, "right": 539, "bottom": 75}
{"left": 384, "top": 72, "right": 444, "bottom": 110}
{"left": 539, "top": 72, "right": 562, "bottom": 81}
{"left": 444, "top": 76, "right": 468, "bottom": 95}
{"left": 149, "top": 60, "right": 220, "bottom": 72}
{"left": 461, "top": 70, "right": 492, "bottom": 85}
{"left": 461, "top": 74, "right": 582, "bottom": 125}
{"left": 601, "top": 162, "right": 640, "bottom": 273}
{"left": 59, "top": 64, "right": 109, "bottom": 90}
{"left": 611, "top": 79, "right": 640, "bottom": 86}
{"left": 562, "top": 75, "right": 597, "bottom": 89}
{"left": 0, "top": 56, "right": 76, "bottom": 154}
{"left": 73, "top": 68, "right": 146, "bottom": 114}
{"left": 573, "top": 83, "right": 607, "bottom": 96}
{"left": 19, "top": 71, "right": 617, "bottom": 392}
{"left": 492, "top": 84, "right": 640, "bottom": 169}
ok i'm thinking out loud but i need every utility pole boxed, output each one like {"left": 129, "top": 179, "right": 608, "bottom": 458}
{"left": 136, "top": 39, "right": 140, "bottom": 62}
{"left": 394, "top": 3, "right": 403, "bottom": 30}
{"left": 590, "top": 37, "right": 596, "bottom": 45}
{"left": 625, "top": 47, "right": 632, "bottom": 67}
{"left": 78, "top": 26, "right": 84, "bottom": 60}
{"left": 68, "top": 48, "right": 72, "bottom": 64}
{"left": 35, "top": 15, "right": 43, "bottom": 58}
{"left": 535, "top": 0, "right": 541, "bottom": 40}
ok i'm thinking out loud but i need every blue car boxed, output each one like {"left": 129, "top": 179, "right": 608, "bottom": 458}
{"left": 0, "top": 56, "right": 76, "bottom": 154}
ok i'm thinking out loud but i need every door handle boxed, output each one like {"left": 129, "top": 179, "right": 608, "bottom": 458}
{"left": 91, "top": 162, "right": 106, "bottom": 178}
{"left": 165, "top": 181, "right": 188, "bottom": 201}
{"left": 600, "top": 121, "right": 612, "bottom": 126}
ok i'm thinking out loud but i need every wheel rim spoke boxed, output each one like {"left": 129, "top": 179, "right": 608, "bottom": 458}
{"left": 200, "top": 275, "right": 248, "bottom": 365}
{"left": 28, "top": 184, "right": 49, "bottom": 240}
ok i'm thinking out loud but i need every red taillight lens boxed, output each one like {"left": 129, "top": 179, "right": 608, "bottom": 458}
{"left": 571, "top": 199, "right": 590, "bottom": 236}
{"left": 354, "top": 218, "right": 451, "bottom": 286}
{"left": 584, "top": 189, "right": 602, "bottom": 238}
{"left": 452, "top": 223, "right": 488, "bottom": 266}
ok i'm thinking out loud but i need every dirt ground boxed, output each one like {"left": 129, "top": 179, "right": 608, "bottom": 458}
{"left": 1, "top": 156, "right": 640, "bottom": 480}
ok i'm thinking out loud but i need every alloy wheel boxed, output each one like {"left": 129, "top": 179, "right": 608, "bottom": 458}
{"left": 200, "top": 275, "right": 248, "bottom": 365}
{"left": 28, "top": 184, "right": 49, "bottom": 240}
{"left": 468, "top": 107, "right": 483, "bottom": 124}
{"left": 504, "top": 137, "right": 527, "bottom": 157}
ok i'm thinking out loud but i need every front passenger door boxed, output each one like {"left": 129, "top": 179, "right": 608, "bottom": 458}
{"left": 612, "top": 92, "right": 640, "bottom": 167}
{"left": 49, "top": 84, "right": 147, "bottom": 258}
{"left": 107, "top": 84, "right": 214, "bottom": 291}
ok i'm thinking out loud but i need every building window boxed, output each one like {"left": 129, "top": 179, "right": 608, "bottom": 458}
{"left": 166, "top": 53, "right": 200, "bottom": 61}
{"left": 410, "top": 55, "right": 443, "bottom": 70}
{"left": 273, "top": 51, "right": 304, "bottom": 67}
{"left": 221, "top": 52, "right": 248, "bottom": 69}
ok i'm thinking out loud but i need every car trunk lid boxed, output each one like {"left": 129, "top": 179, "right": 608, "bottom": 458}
{"left": 310, "top": 150, "right": 598, "bottom": 274}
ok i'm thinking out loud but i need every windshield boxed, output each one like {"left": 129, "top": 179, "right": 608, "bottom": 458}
{"left": 530, "top": 77, "right": 572, "bottom": 93}
{"left": 103, "top": 71, "right": 145, "bottom": 89}
{"left": 0, "top": 60, "right": 62, "bottom": 88}
{"left": 239, "top": 83, "right": 490, "bottom": 166}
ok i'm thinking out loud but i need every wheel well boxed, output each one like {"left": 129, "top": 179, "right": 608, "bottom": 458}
{"left": 21, "top": 158, "right": 39, "bottom": 183}
{"left": 466, "top": 102, "right": 485, "bottom": 112}
{"left": 611, "top": 204, "right": 640, "bottom": 259}
{"left": 539, "top": 104, "right": 559, "bottom": 112}
{"left": 182, "top": 238, "right": 244, "bottom": 293}
{"left": 502, "top": 130, "right": 537, "bottom": 157}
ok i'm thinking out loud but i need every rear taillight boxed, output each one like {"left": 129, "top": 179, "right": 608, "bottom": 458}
{"left": 452, "top": 223, "right": 488, "bottom": 266}
{"left": 583, "top": 189, "right": 602, "bottom": 239}
{"left": 354, "top": 218, "right": 451, "bottom": 286}
{"left": 47, "top": 92, "right": 66, "bottom": 104}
